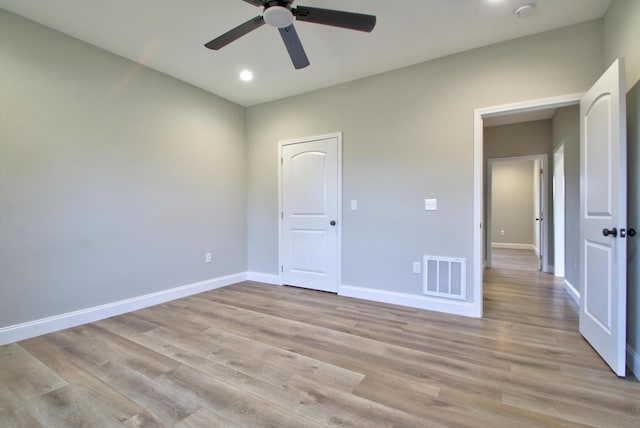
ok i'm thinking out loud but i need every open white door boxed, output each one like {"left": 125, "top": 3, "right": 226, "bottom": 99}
{"left": 280, "top": 134, "right": 341, "bottom": 293}
{"left": 579, "top": 59, "right": 627, "bottom": 376}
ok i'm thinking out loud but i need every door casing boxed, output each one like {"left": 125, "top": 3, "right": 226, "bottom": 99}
{"left": 554, "top": 145, "right": 566, "bottom": 277}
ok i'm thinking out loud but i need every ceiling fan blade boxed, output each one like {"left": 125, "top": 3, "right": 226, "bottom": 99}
{"left": 278, "top": 24, "right": 310, "bottom": 69}
{"left": 204, "top": 16, "right": 265, "bottom": 50}
{"left": 241, "top": 0, "right": 265, "bottom": 7}
{"left": 294, "top": 6, "right": 376, "bottom": 32}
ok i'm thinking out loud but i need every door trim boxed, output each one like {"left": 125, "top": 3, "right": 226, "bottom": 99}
{"left": 473, "top": 93, "right": 583, "bottom": 317}
{"left": 554, "top": 145, "right": 566, "bottom": 277}
{"left": 278, "top": 132, "right": 343, "bottom": 290}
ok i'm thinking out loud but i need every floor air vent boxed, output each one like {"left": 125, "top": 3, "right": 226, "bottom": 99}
{"left": 423, "top": 256, "right": 466, "bottom": 300}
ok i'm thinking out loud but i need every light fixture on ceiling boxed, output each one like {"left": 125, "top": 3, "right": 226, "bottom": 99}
{"left": 239, "top": 70, "right": 253, "bottom": 81}
{"left": 515, "top": 4, "right": 535, "bottom": 18}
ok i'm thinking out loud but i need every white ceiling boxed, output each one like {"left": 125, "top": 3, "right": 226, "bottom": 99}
{"left": 0, "top": 0, "right": 611, "bottom": 106}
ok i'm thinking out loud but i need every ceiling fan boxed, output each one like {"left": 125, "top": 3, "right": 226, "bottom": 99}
{"left": 204, "top": 0, "right": 376, "bottom": 69}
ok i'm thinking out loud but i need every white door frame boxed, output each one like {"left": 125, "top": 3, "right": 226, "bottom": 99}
{"left": 554, "top": 145, "right": 566, "bottom": 277}
{"left": 486, "top": 155, "right": 548, "bottom": 269}
{"left": 473, "top": 93, "right": 582, "bottom": 317}
{"left": 278, "top": 132, "right": 343, "bottom": 290}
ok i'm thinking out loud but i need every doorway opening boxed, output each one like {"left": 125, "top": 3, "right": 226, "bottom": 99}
{"left": 486, "top": 155, "right": 548, "bottom": 272}
{"left": 472, "top": 93, "right": 582, "bottom": 318}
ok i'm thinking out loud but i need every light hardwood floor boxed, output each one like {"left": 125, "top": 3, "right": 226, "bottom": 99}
{"left": 1, "top": 249, "right": 639, "bottom": 427}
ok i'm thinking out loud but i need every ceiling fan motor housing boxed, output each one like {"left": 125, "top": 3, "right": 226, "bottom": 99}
{"left": 264, "top": 1, "right": 294, "bottom": 28}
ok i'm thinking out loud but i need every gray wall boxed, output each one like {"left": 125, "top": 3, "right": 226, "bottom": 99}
{"left": 604, "top": 0, "right": 640, "bottom": 375}
{"left": 625, "top": 81, "right": 639, "bottom": 375}
{"left": 246, "top": 22, "right": 604, "bottom": 299}
{"left": 490, "top": 160, "right": 535, "bottom": 246}
{"left": 551, "top": 106, "right": 580, "bottom": 289}
{"left": 0, "top": 10, "right": 247, "bottom": 327}
{"left": 605, "top": 0, "right": 640, "bottom": 93}
{"left": 484, "top": 121, "right": 553, "bottom": 159}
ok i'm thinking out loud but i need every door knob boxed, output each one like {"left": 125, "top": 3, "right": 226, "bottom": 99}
{"left": 330, "top": 220, "right": 336, "bottom": 226}
{"left": 602, "top": 227, "right": 618, "bottom": 238}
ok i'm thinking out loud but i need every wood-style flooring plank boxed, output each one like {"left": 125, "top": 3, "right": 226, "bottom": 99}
{"left": 19, "top": 336, "right": 164, "bottom": 427}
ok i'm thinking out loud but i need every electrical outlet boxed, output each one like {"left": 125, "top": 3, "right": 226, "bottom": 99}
{"left": 205, "top": 252, "right": 212, "bottom": 263}
{"left": 412, "top": 261, "right": 421, "bottom": 274}
{"left": 500, "top": 230, "right": 505, "bottom": 235}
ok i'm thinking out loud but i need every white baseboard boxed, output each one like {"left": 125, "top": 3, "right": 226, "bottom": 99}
{"left": 0, "top": 272, "right": 245, "bottom": 346}
{"left": 339, "top": 284, "right": 479, "bottom": 318}
{"left": 491, "top": 243, "right": 536, "bottom": 251}
{"left": 628, "top": 345, "right": 640, "bottom": 381}
{"left": 246, "top": 272, "right": 281, "bottom": 285}
{"left": 563, "top": 279, "right": 580, "bottom": 305}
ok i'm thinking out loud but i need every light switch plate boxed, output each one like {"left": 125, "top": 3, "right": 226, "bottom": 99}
{"left": 350, "top": 200, "right": 358, "bottom": 211}
{"left": 412, "top": 261, "right": 421, "bottom": 274}
{"left": 424, "top": 198, "right": 437, "bottom": 211}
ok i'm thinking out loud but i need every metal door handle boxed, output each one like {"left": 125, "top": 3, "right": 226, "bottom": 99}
{"left": 330, "top": 220, "right": 336, "bottom": 226}
{"left": 602, "top": 227, "right": 618, "bottom": 238}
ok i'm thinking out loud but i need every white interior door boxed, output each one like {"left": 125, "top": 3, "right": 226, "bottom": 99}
{"left": 579, "top": 59, "right": 627, "bottom": 376}
{"left": 280, "top": 134, "right": 340, "bottom": 293}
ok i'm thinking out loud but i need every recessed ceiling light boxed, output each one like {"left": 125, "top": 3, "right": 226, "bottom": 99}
{"left": 239, "top": 70, "right": 253, "bottom": 81}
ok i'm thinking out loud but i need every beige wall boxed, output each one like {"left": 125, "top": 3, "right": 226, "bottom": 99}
{"left": 0, "top": 10, "right": 247, "bottom": 327}
{"left": 490, "top": 160, "right": 535, "bottom": 246}
{"left": 247, "top": 22, "right": 604, "bottom": 299}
